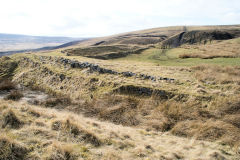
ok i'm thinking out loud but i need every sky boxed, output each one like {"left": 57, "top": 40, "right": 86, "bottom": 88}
{"left": 0, "top": 0, "right": 239, "bottom": 37}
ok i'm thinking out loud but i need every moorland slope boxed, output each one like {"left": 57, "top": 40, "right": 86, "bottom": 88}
{"left": 0, "top": 25, "right": 240, "bottom": 159}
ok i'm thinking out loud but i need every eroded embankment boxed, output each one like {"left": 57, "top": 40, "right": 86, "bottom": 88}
{"left": 1, "top": 55, "right": 240, "bottom": 152}
{"left": 161, "top": 29, "right": 240, "bottom": 48}
{"left": 12, "top": 55, "right": 178, "bottom": 100}
{"left": 63, "top": 45, "right": 150, "bottom": 59}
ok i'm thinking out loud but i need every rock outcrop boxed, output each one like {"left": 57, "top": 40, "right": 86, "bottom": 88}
{"left": 161, "top": 30, "right": 240, "bottom": 48}
{"left": 55, "top": 57, "right": 175, "bottom": 82}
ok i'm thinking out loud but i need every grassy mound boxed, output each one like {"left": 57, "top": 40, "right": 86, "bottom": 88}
{"left": 51, "top": 119, "right": 102, "bottom": 147}
{"left": 0, "top": 80, "right": 16, "bottom": 91}
{"left": 2, "top": 110, "right": 23, "bottom": 129}
{"left": 0, "top": 56, "right": 17, "bottom": 79}
{"left": 5, "top": 90, "right": 23, "bottom": 101}
{"left": 46, "top": 143, "right": 77, "bottom": 160}
{"left": 0, "top": 136, "right": 28, "bottom": 160}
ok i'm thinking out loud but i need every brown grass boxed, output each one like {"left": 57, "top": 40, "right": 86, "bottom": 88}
{"left": 179, "top": 38, "right": 240, "bottom": 59}
{"left": 0, "top": 135, "right": 28, "bottom": 160}
{"left": 83, "top": 95, "right": 140, "bottom": 126}
{"left": 51, "top": 119, "right": 102, "bottom": 147}
{"left": 191, "top": 65, "right": 240, "bottom": 84}
{"left": 223, "top": 114, "right": 240, "bottom": 128}
{"left": 179, "top": 53, "right": 237, "bottom": 59}
{"left": 171, "top": 120, "right": 240, "bottom": 147}
{"left": 43, "top": 97, "right": 71, "bottom": 108}
{"left": 179, "top": 53, "right": 205, "bottom": 59}
{"left": 0, "top": 80, "right": 16, "bottom": 91}
{"left": 139, "top": 96, "right": 240, "bottom": 147}
{"left": 75, "top": 93, "right": 240, "bottom": 147}
{"left": 0, "top": 98, "right": 238, "bottom": 159}
{"left": 46, "top": 142, "right": 77, "bottom": 160}
{"left": 4, "top": 90, "right": 23, "bottom": 101}
{"left": 2, "top": 109, "right": 23, "bottom": 129}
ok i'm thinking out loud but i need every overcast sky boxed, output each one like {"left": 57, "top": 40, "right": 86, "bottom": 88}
{"left": 0, "top": 0, "right": 239, "bottom": 37}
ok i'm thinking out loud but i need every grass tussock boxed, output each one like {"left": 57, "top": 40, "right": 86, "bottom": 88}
{"left": 80, "top": 93, "right": 240, "bottom": 147}
{"left": 46, "top": 142, "right": 77, "bottom": 160}
{"left": 0, "top": 135, "right": 28, "bottom": 160}
{"left": 142, "top": 97, "right": 240, "bottom": 147}
{"left": 51, "top": 119, "right": 101, "bottom": 147}
{"left": 171, "top": 120, "right": 240, "bottom": 146}
{"left": 218, "top": 98, "right": 240, "bottom": 115}
{"left": 0, "top": 80, "right": 16, "bottom": 91}
{"left": 2, "top": 109, "right": 23, "bottom": 129}
{"left": 0, "top": 57, "right": 18, "bottom": 79}
{"left": 43, "top": 96, "right": 71, "bottom": 108}
{"left": 84, "top": 95, "right": 140, "bottom": 126}
{"left": 192, "top": 65, "right": 240, "bottom": 84}
{"left": 223, "top": 114, "right": 240, "bottom": 128}
{"left": 27, "top": 108, "right": 41, "bottom": 117}
{"left": 0, "top": 97, "right": 238, "bottom": 159}
{"left": 147, "top": 100, "right": 197, "bottom": 131}
{"left": 4, "top": 90, "right": 23, "bottom": 101}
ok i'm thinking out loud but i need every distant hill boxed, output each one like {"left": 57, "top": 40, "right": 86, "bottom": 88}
{"left": 0, "top": 33, "right": 85, "bottom": 52}
{"left": 61, "top": 25, "right": 240, "bottom": 48}
{"left": 61, "top": 25, "right": 240, "bottom": 59}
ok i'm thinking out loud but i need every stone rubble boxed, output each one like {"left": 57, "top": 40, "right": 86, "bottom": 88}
{"left": 38, "top": 56, "right": 175, "bottom": 82}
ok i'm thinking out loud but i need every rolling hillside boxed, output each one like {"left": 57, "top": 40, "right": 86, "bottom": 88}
{"left": 60, "top": 25, "right": 240, "bottom": 59}
{"left": 0, "top": 25, "right": 240, "bottom": 159}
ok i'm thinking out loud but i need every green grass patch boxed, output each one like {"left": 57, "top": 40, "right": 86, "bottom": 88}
{"left": 115, "top": 48, "right": 240, "bottom": 66}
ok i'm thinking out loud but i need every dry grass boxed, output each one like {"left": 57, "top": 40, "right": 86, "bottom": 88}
{"left": 0, "top": 56, "right": 18, "bottom": 79}
{"left": 51, "top": 118, "right": 102, "bottom": 147}
{"left": 0, "top": 135, "right": 28, "bottom": 160}
{"left": 46, "top": 142, "right": 77, "bottom": 160}
{"left": 1, "top": 25, "right": 240, "bottom": 159}
{"left": 179, "top": 53, "right": 237, "bottom": 59}
{"left": 141, "top": 96, "right": 240, "bottom": 147}
{"left": 83, "top": 95, "right": 140, "bottom": 126}
{"left": 1, "top": 109, "right": 23, "bottom": 129}
{"left": 7, "top": 54, "right": 240, "bottom": 149}
{"left": 0, "top": 99, "right": 238, "bottom": 159}
{"left": 179, "top": 38, "right": 240, "bottom": 59}
{"left": 4, "top": 90, "right": 23, "bottom": 101}
{"left": 192, "top": 64, "right": 240, "bottom": 84}
{"left": 43, "top": 97, "right": 71, "bottom": 108}
{"left": 0, "top": 79, "right": 16, "bottom": 91}
{"left": 171, "top": 120, "right": 240, "bottom": 147}
{"left": 223, "top": 114, "right": 240, "bottom": 128}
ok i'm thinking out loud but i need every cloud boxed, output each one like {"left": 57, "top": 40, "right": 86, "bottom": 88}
{"left": 0, "top": 0, "right": 239, "bottom": 37}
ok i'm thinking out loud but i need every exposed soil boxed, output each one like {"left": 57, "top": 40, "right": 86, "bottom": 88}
{"left": 0, "top": 86, "right": 48, "bottom": 104}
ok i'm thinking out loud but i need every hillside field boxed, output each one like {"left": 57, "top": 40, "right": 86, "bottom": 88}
{"left": 0, "top": 25, "right": 240, "bottom": 160}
